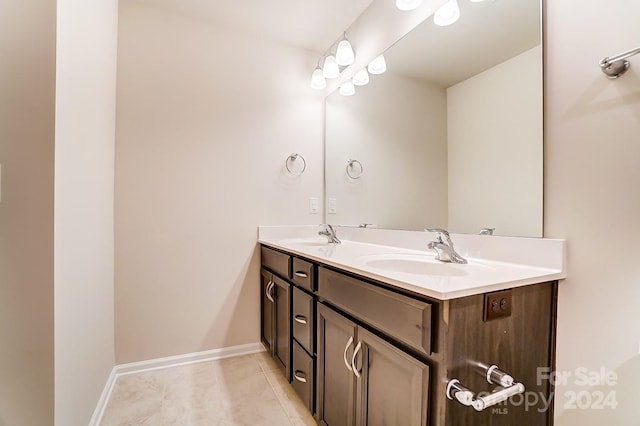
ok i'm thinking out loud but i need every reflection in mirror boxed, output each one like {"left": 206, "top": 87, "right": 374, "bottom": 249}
{"left": 325, "top": 0, "right": 542, "bottom": 237}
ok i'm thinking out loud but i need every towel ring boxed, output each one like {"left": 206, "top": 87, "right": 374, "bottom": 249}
{"left": 285, "top": 153, "right": 306, "bottom": 176}
{"left": 346, "top": 159, "right": 363, "bottom": 179}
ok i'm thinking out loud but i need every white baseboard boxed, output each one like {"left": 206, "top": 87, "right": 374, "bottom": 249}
{"left": 88, "top": 367, "right": 117, "bottom": 426}
{"left": 89, "top": 342, "right": 265, "bottom": 425}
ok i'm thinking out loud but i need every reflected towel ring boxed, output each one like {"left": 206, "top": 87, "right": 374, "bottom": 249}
{"left": 346, "top": 159, "right": 363, "bottom": 179}
{"left": 285, "top": 153, "right": 306, "bottom": 176}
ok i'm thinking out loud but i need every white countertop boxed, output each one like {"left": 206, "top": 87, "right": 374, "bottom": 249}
{"left": 258, "top": 226, "right": 566, "bottom": 300}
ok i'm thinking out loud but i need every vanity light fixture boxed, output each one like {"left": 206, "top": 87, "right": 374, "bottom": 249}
{"left": 322, "top": 55, "right": 340, "bottom": 79}
{"left": 367, "top": 54, "right": 387, "bottom": 75}
{"left": 336, "top": 33, "right": 356, "bottom": 66}
{"left": 339, "top": 81, "right": 356, "bottom": 96}
{"left": 310, "top": 66, "right": 327, "bottom": 90}
{"left": 396, "top": 0, "right": 423, "bottom": 11}
{"left": 310, "top": 31, "right": 357, "bottom": 89}
{"left": 434, "top": 0, "right": 460, "bottom": 26}
{"left": 352, "top": 68, "right": 370, "bottom": 86}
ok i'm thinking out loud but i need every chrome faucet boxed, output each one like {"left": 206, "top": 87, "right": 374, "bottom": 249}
{"left": 425, "top": 228, "right": 467, "bottom": 264}
{"left": 479, "top": 228, "right": 495, "bottom": 236}
{"left": 319, "top": 224, "right": 341, "bottom": 244}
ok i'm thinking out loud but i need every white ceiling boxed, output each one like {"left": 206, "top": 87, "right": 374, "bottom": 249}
{"left": 133, "top": 0, "right": 374, "bottom": 52}
{"left": 385, "top": 0, "right": 541, "bottom": 87}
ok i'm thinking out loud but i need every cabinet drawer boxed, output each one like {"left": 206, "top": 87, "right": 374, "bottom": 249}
{"left": 292, "top": 286, "right": 314, "bottom": 354}
{"left": 318, "top": 267, "right": 432, "bottom": 355}
{"left": 291, "top": 257, "right": 315, "bottom": 291}
{"left": 261, "top": 246, "right": 291, "bottom": 279}
{"left": 292, "top": 340, "right": 314, "bottom": 414}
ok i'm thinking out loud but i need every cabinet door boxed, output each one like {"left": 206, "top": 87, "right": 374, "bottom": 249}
{"left": 260, "top": 269, "right": 274, "bottom": 353}
{"left": 273, "top": 276, "right": 291, "bottom": 381}
{"left": 354, "top": 328, "right": 430, "bottom": 426}
{"left": 317, "top": 303, "right": 357, "bottom": 426}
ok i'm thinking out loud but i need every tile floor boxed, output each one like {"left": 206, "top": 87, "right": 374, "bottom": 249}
{"left": 100, "top": 352, "right": 316, "bottom": 425}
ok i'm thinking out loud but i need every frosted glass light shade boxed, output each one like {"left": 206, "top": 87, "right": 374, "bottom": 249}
{"left": 352, "top": 68, "right": 370, "bottom": 86}
{"left": 323, "top": 55, "right": 340, "bottom": 79}
{"left": 367, "top": 54, "right": 387, "bottom": 75}
{"left": 434, "top": 0, "right": 460, "bottom": 26}
{"left": 396, "top": 0, "right": 423, "bottom": 11}
{"left": 310, "top": 67, "right": 326, "bottom": 90}
{"left": 339, "top": 81, "right": 355, "bottom": 96}
{"left": 336, "top": 39, "right": 355, "bottom": 66}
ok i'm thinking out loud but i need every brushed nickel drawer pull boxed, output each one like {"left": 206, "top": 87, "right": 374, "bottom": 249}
{"left": 294, "top": 271, "right": 309, "bottom": 278}
{"left": 294, "top": 315, "right": 307, "bottom": 324}
{"left": 343, "top": 336, "right": 354, "bottom": 372}
{"left": 351, "top": 341, "right": 362, "bottom": 379}
{"left": 266, "top": 281, "right": 274, "bottom": 303}
{"left": 294, "top": 370, "right": 307, "bottom": 383}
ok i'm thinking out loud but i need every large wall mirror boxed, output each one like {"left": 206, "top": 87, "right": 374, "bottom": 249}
{"left": 325, "top": 0, "right": 542, "bottom": 237}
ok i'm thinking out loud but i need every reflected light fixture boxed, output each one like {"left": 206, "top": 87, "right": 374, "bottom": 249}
{"left": 339, "top": 81, "right": 356, "bottom": 96}
{"left": 352, "top": 68, "right": 370, "bottom": 86}
{"left": 434, "top": 0, "right": 460, "bottom": 26}
{"left": 322, "top": 55, "right": 340, "bottom": 79}
{"left": 309, "top": 66, "right": 326, "bottom": 90}
{"left": 367, "top": 54, "right": 387, "bottom": 75}
{"left": 395, "top": 0, "right": 423, "bottom": 11}
{"left": 336, "top": 34, "right": 355, "bottom": 66}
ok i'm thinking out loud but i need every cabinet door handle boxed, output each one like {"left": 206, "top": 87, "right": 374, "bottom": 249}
{"left": 351, "top": 341, "right": 362, "bottom": 379}
{"left": 343, "top": 336, "right": 354, "bottom": 372}
{"left": 266, "top": 281, "right": 275, "bottom": 303}
{"left": 294, "top": 370, "right": 307, "bottom": 383}
{"left": 294, "top": 271, "right": 308, "bottom": 278}
{"left": 294, "top": 315, "right": 307, "bottom": 324}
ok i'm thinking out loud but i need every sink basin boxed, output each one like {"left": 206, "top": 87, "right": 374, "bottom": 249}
{"left": 363, "top": 254, "right": 468, "bottom": 276}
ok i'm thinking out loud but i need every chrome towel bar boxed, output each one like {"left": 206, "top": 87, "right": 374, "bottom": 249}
{"left": 600, "top": 46, "right": 640, "bottom": 79}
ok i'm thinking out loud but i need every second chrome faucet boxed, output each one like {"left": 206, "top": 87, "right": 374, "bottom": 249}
{"left": 426, "top": 228, "right": 467, "bottom": 264}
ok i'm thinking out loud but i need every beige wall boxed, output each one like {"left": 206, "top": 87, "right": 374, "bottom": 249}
{"left": 448, "top": 45, "right": 543, "bottom": 237}
{"left": 115, "top": 1, "right": 324, "bottom": 363}
{"left": 325, "top": 73, "right": 448, "bottom": 230}
{"left": 0, "top": 1, "right": 56, "bottom": 425}
{"left": 54, "top": 0, "right": 118, "bottom": 424}
{"left": 545, "top": 1, "right": 640, "bottom": 424}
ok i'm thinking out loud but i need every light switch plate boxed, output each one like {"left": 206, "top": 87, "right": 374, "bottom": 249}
{"left": 328, "top": 198, "right": 337, "bottom": 214}
{"left": 309, "top": 197, "right": 319, "bottom": 214}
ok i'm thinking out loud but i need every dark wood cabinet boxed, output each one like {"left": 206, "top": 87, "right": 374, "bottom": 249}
{"left": 260, "top": 268, "right": 274, "bottom": 353}
{"left": 260, "top": 244, "right": 558, "bottom": 426}
{"left": 260, "top": 247, "right": 317, "bottom": 403}
{"left": 354, "top": 327, "right": 430, "bottom": 426}
{"left": 317, "top": 303, "right": 429, "bottom": 426}
{"left": 317, "top": 303, "right": 357, "bottom": 426}
{"left": 273, "top": 276, "right": 291, "bottom": 381}
{"left": 260, "top": 268, "right": 291, "bottom": 382}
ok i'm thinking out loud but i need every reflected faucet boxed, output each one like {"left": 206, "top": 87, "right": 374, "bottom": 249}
{"left": 425, "top": 228, "right": 467, "bottom": 264}
{"left": 319, "top": 224, "right": 341, "bottom": 244}
{"left": 479, "top": 228, "right": 495, "bottom": 236}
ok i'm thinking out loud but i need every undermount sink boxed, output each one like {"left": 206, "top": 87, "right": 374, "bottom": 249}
{"left": 362, "top": 254, "right": 469, "bottom": 276}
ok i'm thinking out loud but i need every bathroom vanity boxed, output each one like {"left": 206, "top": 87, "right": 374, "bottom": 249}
{"left": 258, "top": 226, "right": 565, "bottom": 426}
